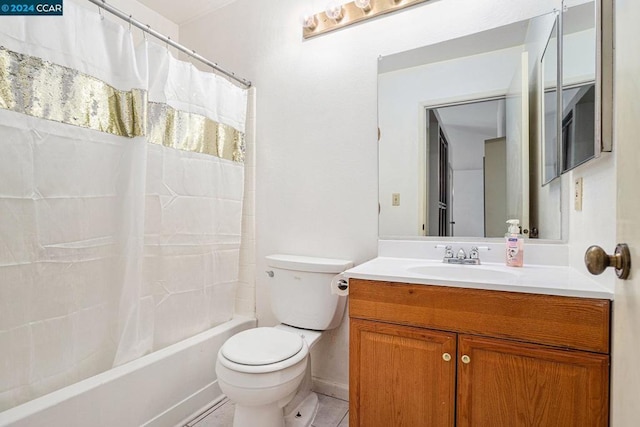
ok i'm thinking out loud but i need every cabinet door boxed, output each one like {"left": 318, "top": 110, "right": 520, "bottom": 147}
{"left": 457, "top": 335, "right": 609, "bottom": 427}
{"left": 349, "top": 318, "right": 456, "bottom": 427}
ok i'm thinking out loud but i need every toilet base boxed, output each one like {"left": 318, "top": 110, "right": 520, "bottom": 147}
{"left": 232, "top": 403, "right": 285, "bottom": 427}
{"left": 284, "top": 392, "right": 319, "bottom": 427}
{"left": 230, "top": 392, "right": 319, "bottom": 427}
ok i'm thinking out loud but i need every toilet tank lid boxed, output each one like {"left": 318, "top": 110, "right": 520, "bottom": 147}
{"left": 266, "top": 254, "right": 353, "bottom": 273}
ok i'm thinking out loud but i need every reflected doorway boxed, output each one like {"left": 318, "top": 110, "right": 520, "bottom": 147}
{"left": 424, "top": 97, "right": 508, "bottom": 237}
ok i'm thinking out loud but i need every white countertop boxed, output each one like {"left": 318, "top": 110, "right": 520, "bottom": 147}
{"left": 344, "top": 257, "right": 614, "bottom": 300}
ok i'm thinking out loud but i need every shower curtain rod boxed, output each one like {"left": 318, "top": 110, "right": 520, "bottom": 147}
{"left": 86, "top": 0, "right": 252, "bottom": 88}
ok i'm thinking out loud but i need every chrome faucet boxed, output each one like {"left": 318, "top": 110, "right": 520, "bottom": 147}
{"left": 469, "top": 246, "right": 480, "bottom": 260}
{"left": 438, "top": 245, "right": 485, "bottom": 265}
{"left": 443, "top": 245, "right": 454, "bottom": 259}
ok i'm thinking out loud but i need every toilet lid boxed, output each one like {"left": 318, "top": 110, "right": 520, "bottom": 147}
{"left": 221, "top": 327, "right": 304, "bottom": 366}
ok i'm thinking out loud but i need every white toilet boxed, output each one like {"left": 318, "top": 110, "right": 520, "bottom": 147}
{"left": 215, "top": 254, "right": 353, "bottom": 427}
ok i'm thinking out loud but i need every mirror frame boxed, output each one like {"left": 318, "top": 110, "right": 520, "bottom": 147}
{"left": 593, "top": 0, "right": 613, "bottom": 154}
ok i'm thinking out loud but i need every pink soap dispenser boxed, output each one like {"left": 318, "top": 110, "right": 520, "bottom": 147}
{"left": 505, "top": 219, "right": 524, "bottom": 267}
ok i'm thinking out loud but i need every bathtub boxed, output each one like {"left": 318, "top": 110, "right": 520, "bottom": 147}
{"left": 0, "top": 316, "right": 255, "bottom": 427}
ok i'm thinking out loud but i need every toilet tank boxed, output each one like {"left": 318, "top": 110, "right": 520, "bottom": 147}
{"left": 266, "top": 254, "right": 353, "bottom": 330}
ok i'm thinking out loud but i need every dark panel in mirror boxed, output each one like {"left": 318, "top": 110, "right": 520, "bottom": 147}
{"left": 562, "top": 84, "right": 595, "bottom": 171}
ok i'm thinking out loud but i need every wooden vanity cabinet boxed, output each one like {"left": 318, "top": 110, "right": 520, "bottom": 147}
{"left": 349, "top": 279, "right": 611, "bottom": 427}
{"left": 350, "top": 319, "right": 456, "bottom": 426}
{"left": 457, "top": 335, "right": 609, "bottom": 426}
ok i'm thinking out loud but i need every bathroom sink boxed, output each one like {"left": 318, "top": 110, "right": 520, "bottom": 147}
{"left": 407, "top": 264, "right": 520, "bottom": 282}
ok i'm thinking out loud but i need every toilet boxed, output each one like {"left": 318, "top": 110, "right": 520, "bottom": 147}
{"left": 215, "top": 254, "right": 353, "bottom": 427}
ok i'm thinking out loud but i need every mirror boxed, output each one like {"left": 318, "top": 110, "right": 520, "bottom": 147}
{"left": 378, "top": 12, "right": 560, "bottom": 239}
{"left": 541, "top": 16, "right": 559, "bottom": 184}
{"left": 560, "top": 1, "right": 597, "bottom": 173}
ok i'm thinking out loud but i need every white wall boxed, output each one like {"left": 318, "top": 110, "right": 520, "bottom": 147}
{"left": 452, "top": 169, "right": 485, "bottom": 236}
{"left": 567, "top": 155, "right": 616, "bottom": 289}
{"left": 179, "top": 0, "right": 565, "bottom": 397}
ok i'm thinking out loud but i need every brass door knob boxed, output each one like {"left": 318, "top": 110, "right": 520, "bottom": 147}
{"left": 584, "top": 244, "right": 631, "bottom": 280}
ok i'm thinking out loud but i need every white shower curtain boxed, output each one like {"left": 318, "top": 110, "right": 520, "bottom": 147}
{"left": 0, "top": 1, "right": 247, "bottom": 410}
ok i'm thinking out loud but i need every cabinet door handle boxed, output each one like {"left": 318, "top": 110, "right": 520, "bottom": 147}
{"left": 442, "top": 353, "right": 451, "bottom": 362}
{"left": 461, "top": 355, "right": 471, "bottom": 364}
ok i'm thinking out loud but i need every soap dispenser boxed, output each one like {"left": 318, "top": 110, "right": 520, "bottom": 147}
{"left": 505, "top": 219, "right": 524, "bottom": 267}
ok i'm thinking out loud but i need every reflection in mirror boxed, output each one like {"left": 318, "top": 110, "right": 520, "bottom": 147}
{"left": 561, "top": 1, "right": 596, "bottom": 173}
{"left": 425, "top": 99, "right": 507, "bottom": 238}
{"left": 378, "top": 12, "right": 561, "bottom": 240}
{"left": 562, "top": 83, "right": 595, "bottom": 170}
{"left": 541, "top": 17, "right": 559, "bottom": 184}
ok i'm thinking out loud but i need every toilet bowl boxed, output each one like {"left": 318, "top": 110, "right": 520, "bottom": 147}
{"left": 216, "top": 254, "right": 353, "bottom": 427}
{"left": 216, "top": 326, "right": 323, "bottom": 427}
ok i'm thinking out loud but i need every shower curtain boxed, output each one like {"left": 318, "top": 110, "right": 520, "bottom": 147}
{"left": 0, "top": 2, "right": 247, "bottom": 410}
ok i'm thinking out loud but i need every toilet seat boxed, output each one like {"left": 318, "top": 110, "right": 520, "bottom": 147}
{"left": 222, "top": 327, "right": 303, "bottom": 365}
{"left": 218, "top": 327, "right": 309, "bottom": 374}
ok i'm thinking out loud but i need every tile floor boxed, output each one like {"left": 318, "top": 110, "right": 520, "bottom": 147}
{"left": 185, "top": 393, "right": 349, "bottom": 427}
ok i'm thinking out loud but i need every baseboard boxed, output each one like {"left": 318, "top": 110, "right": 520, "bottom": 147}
{"left": 312, "top": 378, "right": 349, "bottom": 402}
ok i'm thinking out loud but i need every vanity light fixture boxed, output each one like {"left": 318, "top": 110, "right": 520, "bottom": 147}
{"left": 325, "top": 1, "right": 344, "bottom": 21}
{"left": 303, "top": 0, "right": 430, "bottom": 39}
{"left": 302, "top": 14, "right": 318, "bottom": 30}
{"left": 354, "top": 0, "right": 372, "bottom": 12}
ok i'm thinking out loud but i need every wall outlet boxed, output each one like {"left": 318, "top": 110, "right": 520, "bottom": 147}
{"left": 574, "top": 177, "right": 583, "bottom": 211}
{"left": 392, "top": 193, "right": 400, "bottom": 206}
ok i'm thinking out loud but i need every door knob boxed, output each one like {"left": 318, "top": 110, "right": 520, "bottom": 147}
{"left": 584, "top": 244, "right": 631, "bottom": 280}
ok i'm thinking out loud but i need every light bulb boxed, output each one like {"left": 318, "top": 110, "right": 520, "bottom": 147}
{"left": 302, "top": 13, "right": 317, "bottom": 30}
{"left": 325, "top": 1, "right": 344, "bottom": 21}
{"left": 354, "top": 0, "right": 372, "bottom": 12}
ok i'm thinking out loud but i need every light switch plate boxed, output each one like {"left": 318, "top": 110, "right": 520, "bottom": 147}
{"left": 574, "top": 177, "right": 583, "bottom": 211}
{"left": 392, "top": 193, "right": 400, "bottom": 206}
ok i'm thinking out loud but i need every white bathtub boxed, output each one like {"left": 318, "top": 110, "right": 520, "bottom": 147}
{"left": 0, "top": 317, "right": 255, "bottom": 427}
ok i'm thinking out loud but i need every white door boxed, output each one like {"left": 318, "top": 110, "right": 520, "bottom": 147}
{"left": 610, "top": 0, "right": 640, "bottom": 424}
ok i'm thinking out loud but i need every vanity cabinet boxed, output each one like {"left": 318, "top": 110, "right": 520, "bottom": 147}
{"left": 349, "top": 279, "right": 611, "bottom": 427}
{"left": 350, "top": 319, "right": 456, "bottom": 426}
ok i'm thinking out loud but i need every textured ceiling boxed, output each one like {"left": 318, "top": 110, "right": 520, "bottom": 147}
{"left": 136, "top": 0, "right": 238, "bottom": 25}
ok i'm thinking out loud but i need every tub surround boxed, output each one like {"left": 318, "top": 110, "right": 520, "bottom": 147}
{"left": 0, "top": 317, "right": 255, "bottom": 427}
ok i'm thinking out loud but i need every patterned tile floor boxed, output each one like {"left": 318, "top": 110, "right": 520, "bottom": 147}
{"left": 185, "top": 393, "right": 348, "bottom": 427}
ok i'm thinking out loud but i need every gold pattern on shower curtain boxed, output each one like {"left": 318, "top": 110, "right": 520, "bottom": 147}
{"left": 147, "top": 102, "right": 245, "bottom": 163}
{"left": 0, "top": 46, "right": 245, "bottom": 163}
{"left": 0, "top": 46, "right": 146, "bottom": 137}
